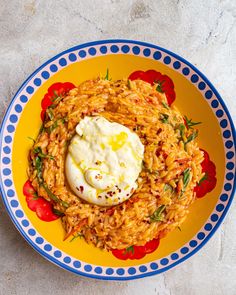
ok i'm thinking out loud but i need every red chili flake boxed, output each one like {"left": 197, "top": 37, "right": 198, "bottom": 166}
{"left": 79, "top": 186, "right": 84, "bottom": 193}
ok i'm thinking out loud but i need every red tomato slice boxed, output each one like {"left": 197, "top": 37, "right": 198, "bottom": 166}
{"left": 194, "top": 148, "right": 217, "bottom": 198}
{"left": 128, "top": 70, "right": 176, "bottom": 106}
{"left": 165, "top": 88, "right": 176, "bottom": 106}
{"left": 112, "top": 249, "right": 129, "bottom": 260}
{"left": 194, "top": 176, "right": 217, "bottom": 198}
{"left": 23, "top": 180, "right": 35, "bottom": 197}
{"left": 132, "top": 246, "right": 146, "bottom": 259}
{"left": 145, "top": 70, "right": 162, "bottom": 85}
{"left": 35, "top": 201, "right": 59, "bottom": 222}
{"left": 26, "top": 196, "right": 45, "bottom": 212}
{"left": 128, "top": 71, "right": 150, "bottom": 83}
{"left": 143, "top": 238, "right": 160, "bottom": 254}
{"left": 62, "top": 82, "right": 76, "bottom": 92}
{"left": 47, "top": 82, "right": 64, "bottom": 97}
{"left": 23, "top": 180, "right": 59, "bottom": 221}
{"left": 161, "top": 75, "right": 174, "bottom": 89}
{"left": 41, "top": 93, "right": 52, "bottom": 109}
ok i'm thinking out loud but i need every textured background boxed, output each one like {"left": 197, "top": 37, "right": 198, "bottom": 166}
{"left": 0, "top": 1, "right": 236, "bottom": 294}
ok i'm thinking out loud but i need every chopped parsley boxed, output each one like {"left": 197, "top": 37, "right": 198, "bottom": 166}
{"left": 27, "top": 136, "right": 36, "bottom": 144}
{"left": 150, "top": 205, "right": 166, "bottom": 222}
{"left": 125, "top": 245, "right": 134, "bottom": 254}
{"left": 70, "top": 232, "right": 84, "bottom": 242}
{"left": 162, "top": 101, "right": 170, "bottom": 109}
{"left": 179, "top": 168, "right": 191, "bottom": 198}
{"left": 185, "top": 130, "right": 198, "bottom": 146}
{"left": 52, "top": 208, "right": 64, "bottom": 217}
{"left": 160, "top": 113, "right": 169, "bottom": 124}
{"left": 164, "top": 183, "right": 173, "bottom": 192}
{"left": 198, "top": 173, "right": 207, "bottom": 185}
{"left": 184, "top": 115, "right": 202, "bottom": 129}
{"left": 156, "top": 82, "right": 164, "bottom": 93}
{"left": 104, "top": 68, "right": 111, "bottom": 80}
{"left": 33, "top": 146, "right": 54, "bottom": 160}
{"left": 41, "top": 182, "right": 69, "bottom": 208}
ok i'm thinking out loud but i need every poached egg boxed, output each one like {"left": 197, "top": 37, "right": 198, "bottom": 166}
{"left": 65, "top": 116, "right": 144, "bottom": 206}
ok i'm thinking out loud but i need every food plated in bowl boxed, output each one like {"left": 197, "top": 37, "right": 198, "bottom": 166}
{"left": 0, "top": 40, "right": 235, "bottom": 280}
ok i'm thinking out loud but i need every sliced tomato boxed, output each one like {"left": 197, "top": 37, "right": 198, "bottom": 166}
{"left": 143, "top": 238, "right": 160, "bottom": 254}
{"left": 40, "top": 82, "right": 76, "bottom": 121}
{"left": 194, "top": 176, "right": 217, "bottom": 198}
{"left": 35, "top": 201, "right": 59, "bottom": 222}
{"left": 47, "top": 82, "right": 64, "bottom": 97}
{"left": 194, "top": 150, "right": 217, "bottom": 198}
{"left": 41, "top": 93, "right": 53, "bottom": 109}
{"left": 62, "top": 82, "right": 76, "bottom": 92}
{"left": 145, "top": 70, "right": 162, "bottom": 85}
{"left": 128, "top": 70, "right": 148, "bottom": 82}
{"left": 160, "top": 75, "right": 174, "bottom": 89}
{"left": 26, "top": 194, "right": 45, "bottom": 212}
{"left": 128, "top": 69, "right": 176, "bottom": 105}
{"left": 23, "top": 180, "right": 35, "bottom": 197}
{"left": 165, "top": 88, "right": 176, "bottom": 105}
{"left": 132, "top": 246, "right": 146, "bottom": 259}
{"left": 23, "top": 180, "right": 59, "bottom": 221}
{"left": 112, "top": 249, "right": 130, "bottom": 260}
{"left": 112, "top": 238, "right": 160, "bottom": 260}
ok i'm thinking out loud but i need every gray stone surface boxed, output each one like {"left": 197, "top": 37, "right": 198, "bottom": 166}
{"left": 0, "top": 0, "right": 235, "bottom": 294}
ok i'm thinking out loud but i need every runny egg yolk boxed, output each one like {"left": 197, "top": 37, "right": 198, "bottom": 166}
{"left": 65, "top": 116, "right": 144, "bottom": 206}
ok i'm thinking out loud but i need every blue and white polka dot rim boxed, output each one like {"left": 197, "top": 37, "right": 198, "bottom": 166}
{"left": 0, "top": 40, "right": 235, "bottom": 280}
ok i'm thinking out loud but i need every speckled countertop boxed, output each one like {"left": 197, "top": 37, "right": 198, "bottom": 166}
{"left": 0, "top": 1, "right": 235, "bottom": 294}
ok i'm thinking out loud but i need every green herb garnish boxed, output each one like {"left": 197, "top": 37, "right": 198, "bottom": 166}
{"left": 33, "top": 146, "right": 54, "bottom": 160}
{"left": 160, "top": 113, "right": 169, "bottom": 124}
{"left": 198, "top": 173, "right": 207, "bottom": 185}
{"left": 178, "top": 123, "right": 185, "bottom": 140}
{"left": 47, "top": 108, "right": 54, "bottom": 120}
{"left": 35, "top": 156, "right": 43, "bottom": 183}
{"left": 46, "top": 118, "right": 66, "bottom": 134}
{"left": 150, "top": 205, "right": 166, "bottom": 222}
{"left": 70, "top": 232, "right": 84, "bottom": 242}
{"left": 162, "top": 102, "right": 170, "bottom": 109}
{"left": 164, "top": 184, "right": 173, "bottom": 192}
{"left": 179, "top": 168, "right": 191, "bottom": 198}
{"left": 125, "top": 245, "right": 134, "bottom": 254}
{"left": 127, "top": 79, "right": 131, "bottom": 89}
{"left": 104, "top": 68, "right": 111, "bottom": 80}
{"left": 156, "top": 82, "right": 164, "bottom": 93}
{"left": 178, "top": 123, "right": 198, "bottom": 150}
{"left": 184, "top": 116, "right": 202, "bottom": 129}
{"left": 27, "top": 136, "right": 36, "bottom": 144}
{"left": 52, "top": 208, "right": 64, "bottom": 217}
{"left": 185, "top": 130, "right": 198, "bottom": 146}
{"left": 41, "top": 182, "right": 69, "bottom": 208}
{"left": 32, "top": 192, "right": 39, "bottom": 200}
{"left": 177, "top": 226, "right": 182, "bottom": 231}
{"left": 38, "top": 124, "right": 45, "bottom": 134}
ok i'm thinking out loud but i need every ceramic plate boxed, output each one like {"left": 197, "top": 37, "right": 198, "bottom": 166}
{"left": 0, "top": 40, "right": 235, "bottom": 280}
